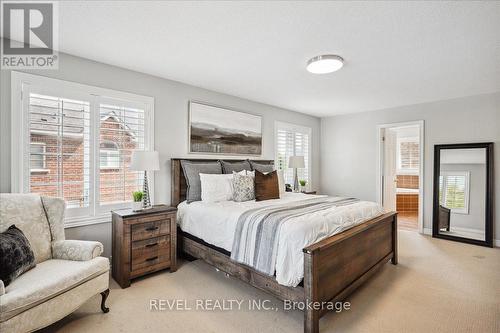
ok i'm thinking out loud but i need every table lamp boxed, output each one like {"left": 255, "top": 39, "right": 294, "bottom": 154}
{"left": 288, "top": 156, "right": 305, "bottom": 192}
{"left": 130, "top": 150, "right": 160, "bottom": 209}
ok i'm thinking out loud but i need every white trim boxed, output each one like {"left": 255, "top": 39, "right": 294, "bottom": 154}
{"left": 423, "top": 227, "right": 432, "bottom": 235}
{"left": 29, "top": 142, "right": 47, "bottom": 170}
{"left": 274, "top": 121, "right": 313, "bottom": 190}
{"left": 11, "top": 71, "right": 155, "bottom": 228}
{"left": 376, "top": 120, "right": 425, "bottom": 234}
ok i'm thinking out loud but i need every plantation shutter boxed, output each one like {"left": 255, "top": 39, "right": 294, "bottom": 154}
{"left": 400, "top": 141, "right": 419, "bottom": 170}
{"left": 28, "top": 93, "right": 91, "bottom": 210}
{"left": 275, "top": 123, "right": 311, "bottom": 186}
{"left": 98, "top": 100, "right": 146, "bottom": 206}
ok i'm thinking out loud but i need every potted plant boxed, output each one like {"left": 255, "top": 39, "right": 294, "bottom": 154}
{"left": 132, "top": 191, "right": 143, "bottom": 211}
{"left": 299, "top": 180, "right": 307, "bottom": 192}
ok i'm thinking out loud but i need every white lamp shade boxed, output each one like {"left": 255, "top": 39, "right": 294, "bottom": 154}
{"left": 130, "top": 151, "right": 160, "bottom": 171}
{"left": 288, "top": 156, "right": 305, "bottom": 168}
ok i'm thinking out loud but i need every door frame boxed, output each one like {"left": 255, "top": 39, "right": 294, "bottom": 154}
{"left": 376, "top": 120, "right": 425, "bottom": 233}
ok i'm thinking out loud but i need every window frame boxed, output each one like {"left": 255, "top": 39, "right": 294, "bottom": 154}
{"left": 396, "top": 136, "right": 419, "bottom": 175}
{"left": 274, "top": 121, "right": 312, "bottom": 190}
{"left": 29, "top": 142, "right": 48, "bottom": 172}
{"left": 11, "top": 72, "right": 155, "bottom": 228}
{"left": 439, "top": 171, "right": 470, "bottom": 215}
{"left": 99, "top": 140, "right": 121, "bottom": 170}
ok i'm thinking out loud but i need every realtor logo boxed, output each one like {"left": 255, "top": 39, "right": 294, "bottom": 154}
{"left": 1, "top": 1, "right": 59, "bottom": 69}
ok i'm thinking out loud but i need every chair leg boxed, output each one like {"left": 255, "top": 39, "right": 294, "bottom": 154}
{"left": 100, "top": 289, "right": 110, "bottom": 313}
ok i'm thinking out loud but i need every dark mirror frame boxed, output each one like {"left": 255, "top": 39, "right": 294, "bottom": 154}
{"left": 432, "top": 142, "right": 494, "bottom": 247}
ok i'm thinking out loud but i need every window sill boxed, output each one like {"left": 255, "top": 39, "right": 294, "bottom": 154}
{"left": 64, "top": 214, "right": 112, "bottom": 229}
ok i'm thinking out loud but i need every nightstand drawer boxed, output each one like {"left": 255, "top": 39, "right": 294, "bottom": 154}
{"left": 131, "top": 238, "right": 171, "bottom": 272}
{"left": 131, "top": 219, "right": 170, "bottom": 241}
{"left": 131, "top": 236, "right": 169, "bottom": 260}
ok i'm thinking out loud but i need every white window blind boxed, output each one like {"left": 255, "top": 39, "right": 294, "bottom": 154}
{"left": 13, "top": 72, "right": 154, "bottom": 226}
{"left": 29, "top": 93, "right": 91, "bottom": 209}
{"left": 275, "top": 122, "right": 311, "bottom": 187}
{"left": 98, "top": 102, "right": 145, "bottom": 205}
{"left": 439, "top": 171, "right": 470, "bottom": 214}
{"left": 397, "top": 138, "right": 419, "bottom": 174}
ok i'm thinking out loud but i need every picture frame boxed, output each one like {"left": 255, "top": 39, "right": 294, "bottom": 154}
{"left": 188, "top": 101, "right": 263, "bottom": 156}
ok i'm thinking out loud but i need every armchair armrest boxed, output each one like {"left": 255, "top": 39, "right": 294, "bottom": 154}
{"left": 52, "top": 240, "right": 103, "bottom": 261}
{"left": 0, "top": 280, "right": 5, "bottom": 296}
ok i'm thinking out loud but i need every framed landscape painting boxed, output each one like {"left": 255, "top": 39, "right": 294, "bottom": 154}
{"left": 189, "top": 101, "right": 262, "bottom": 155}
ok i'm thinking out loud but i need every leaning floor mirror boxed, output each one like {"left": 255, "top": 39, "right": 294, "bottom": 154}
{"left": 433, "top": 142, "right": 494, "bottom": 247}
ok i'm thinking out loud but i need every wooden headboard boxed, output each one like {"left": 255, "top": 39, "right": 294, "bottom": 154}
{"left": 171, "top": 158, "right": 274, "bottom": 206}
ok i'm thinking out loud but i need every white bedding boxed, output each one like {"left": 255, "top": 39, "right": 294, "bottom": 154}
{"left": 177, "top": 193, "right": 384, "bottom": 287}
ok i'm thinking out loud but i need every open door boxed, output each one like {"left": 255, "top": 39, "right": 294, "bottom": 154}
{"left": 383, "top": 128, "right": 397, "bottom": 212}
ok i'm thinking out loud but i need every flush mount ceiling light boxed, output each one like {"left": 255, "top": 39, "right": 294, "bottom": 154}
{"left": 306, "top": 55, "right": 344, "bottom": 74}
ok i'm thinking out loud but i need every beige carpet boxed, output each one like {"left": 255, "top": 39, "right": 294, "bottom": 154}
{"left": 41, "top": 231, "right": 500, "bottom": 333}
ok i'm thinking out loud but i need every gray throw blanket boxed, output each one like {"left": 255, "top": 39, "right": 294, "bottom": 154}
{"left": 231, "top": 197, "right": 359, "bottom": 276}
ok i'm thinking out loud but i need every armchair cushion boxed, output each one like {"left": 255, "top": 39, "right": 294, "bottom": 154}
{"left": 52, "top": 240, "right": 103, "bottom": 261}
{"left": 0, "top": 257, "right": 109, "bottom": 322}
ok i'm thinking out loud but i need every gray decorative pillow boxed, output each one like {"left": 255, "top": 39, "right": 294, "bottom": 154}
{"left": 220, "top": 160, "right": 252, "bottom": 174}
{"left": 0, "top": 225, "right": 36, "bottom": 287}
{"left": 181, "top": 161, "right": 222, "bottom": 203}
{"left": 232, "top": 172, "right": 255, "bottom": 202}
{"left": 250, "top": 161, "right": 274, "bottom": 173}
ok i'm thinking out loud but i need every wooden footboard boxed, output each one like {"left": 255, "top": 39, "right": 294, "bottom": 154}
{"left": 302, "top": 212, "right": 398, "bottom": 333}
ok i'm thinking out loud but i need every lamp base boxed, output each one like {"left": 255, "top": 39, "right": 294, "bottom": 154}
{"left": 293, "top": 168, "right": 299, "bottom": 193}
{"left": 142, "top": 171, "right": 152, "bottom": 209}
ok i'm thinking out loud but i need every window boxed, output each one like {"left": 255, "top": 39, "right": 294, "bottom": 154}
{"left": 397, "top": 137, "right": 419, "bottom": 174}
{"left": 275, "top": 122, "right": 311, "bottom": 188}
{"left": 30, "top": 142, "right": 47, "bottom": 171}
{"left": 100, "top": 141, "right": 120, "bottom": 169}
{"left": 439, "top": 171, "right": 470, "bottom": 214}
{"left": 12, "top": 72, "right": 154, "bottom": 226}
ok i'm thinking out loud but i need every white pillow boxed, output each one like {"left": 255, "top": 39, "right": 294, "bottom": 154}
{"left": 199, "top": 173, "right": 234, "bottom": 202}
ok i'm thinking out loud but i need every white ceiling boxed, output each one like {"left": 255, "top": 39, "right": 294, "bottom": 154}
{"left": 52, "top": 2, "right": 500, "bottom": 116}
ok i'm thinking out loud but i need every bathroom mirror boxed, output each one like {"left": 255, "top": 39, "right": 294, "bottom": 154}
{"left": 432, "top": 143, "right": 493, "bottom": 247}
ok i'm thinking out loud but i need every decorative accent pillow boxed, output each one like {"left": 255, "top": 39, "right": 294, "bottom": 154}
{"left": 250, "top": 161, "right": 274, "bottom": 173}
{"left": 255, "top": 170, "right": 280, "bottom": 201}
{"left": 181, "top": 161, "right": 222, "bottom": 203}
{"left": 200, "top": 173, "right": 234, "bottom": 202}
{"left": 232, "top": 172, "right": 255, "bottom": 202}
{"left": 220, "top": 160, "right": 252, "bottom": 174}
{"left": 0, "top": 225, "right": 36, "bottom": 287}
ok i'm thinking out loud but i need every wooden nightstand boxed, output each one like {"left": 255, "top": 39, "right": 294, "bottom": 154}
{"left": 112, "top": 205, "right": 177, "bottom": 288}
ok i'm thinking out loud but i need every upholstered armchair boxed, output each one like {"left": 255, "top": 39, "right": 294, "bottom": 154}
{"left": 0, "top": 194, "right": 110, "bottom": 333}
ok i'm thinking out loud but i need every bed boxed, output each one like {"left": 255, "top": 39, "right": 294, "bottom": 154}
{"left": 171, "top": 158, "right": 398, "bottom": 333}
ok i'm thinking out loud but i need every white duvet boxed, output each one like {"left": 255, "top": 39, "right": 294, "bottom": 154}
{"left": 177, "top": 193, "right": 384, "bottom": 287}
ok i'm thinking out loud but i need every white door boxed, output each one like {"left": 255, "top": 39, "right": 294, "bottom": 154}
{"left": 383, "top": 128, "right": 397, "bottom": 211}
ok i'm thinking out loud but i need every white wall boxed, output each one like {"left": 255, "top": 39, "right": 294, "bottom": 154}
{"left": 0, "top": 51, "right": 321, "bottom": 257}
{"left": 320, "top": 92, "right": 500, "bottom": 241}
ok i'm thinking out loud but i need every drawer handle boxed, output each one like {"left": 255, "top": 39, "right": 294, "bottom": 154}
{"left": 146, "top": 256, "right": 158, "bottom": 262}
{"left": 145, "top": 242, "right": 158, "bottom": 248}
{"left": 145, "top": 226, "right": 159, "bottom": 232}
